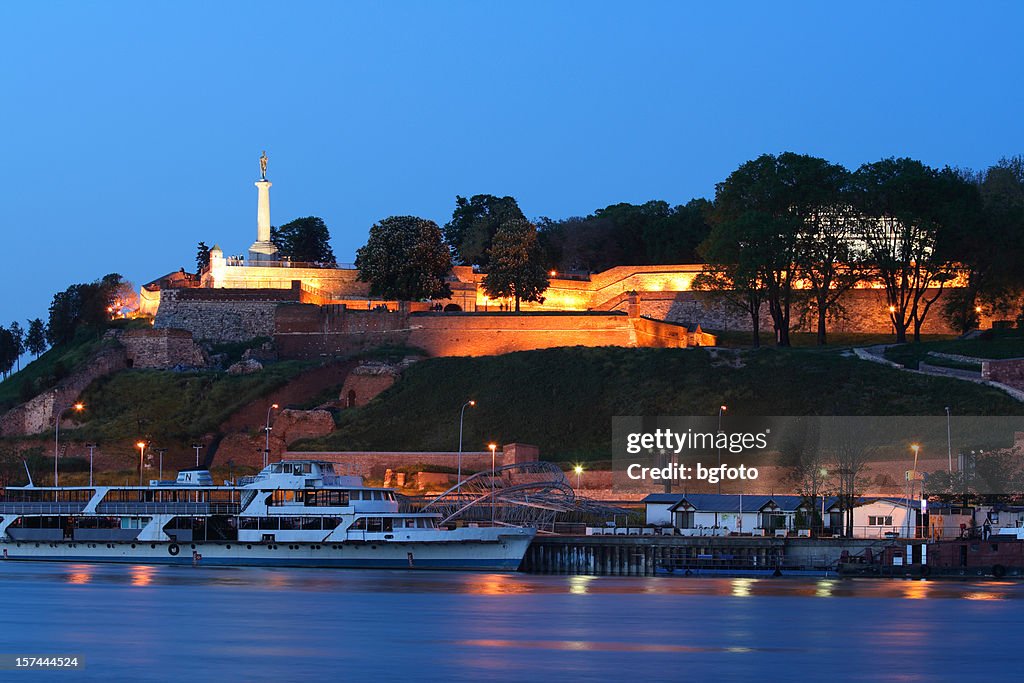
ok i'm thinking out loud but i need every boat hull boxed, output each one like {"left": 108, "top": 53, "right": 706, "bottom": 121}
{"left": 0, "top": 533, "right": 535, "bottom": 571}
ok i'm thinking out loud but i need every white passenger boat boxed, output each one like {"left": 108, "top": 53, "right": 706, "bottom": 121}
{"left": 0, "top": 460, "right": 535, "bottom": 570}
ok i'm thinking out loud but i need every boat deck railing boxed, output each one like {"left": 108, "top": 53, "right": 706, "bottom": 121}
{"left": 96, "top": 503, "right": 242, "bottom": 515}
{"left": 0, "top": 503, "right": 87, "bottom": 515}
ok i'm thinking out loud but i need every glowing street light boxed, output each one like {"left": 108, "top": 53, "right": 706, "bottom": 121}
{"left": 549, "top": 270, "right": 558, "bottom": 278}
{"left": 717, "top": 404, "right": 727, "bottom": 495}
{"left": 54, "top": 402, "right": 85, "bottom": 487}
{"left": 457, "top": 400, "right": 476, "bottom": 493}
{"left": 488, "top": 443, "right": 498, "bottom": 524}
{"left": 264, "top": 403, "right": 279, "bottom": 468}
{"left": 574, "top": 464, "right": 584, "bottom": 491}
{"left": 909, "top": 443, "right": 922, "bottom": 537}
{"left": 137, "top": 441, "right": 147, "bottom": 486}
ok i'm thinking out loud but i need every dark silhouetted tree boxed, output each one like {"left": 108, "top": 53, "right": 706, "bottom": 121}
{"left": 8, "top": 321, "right": 24, "bottom": 372}
{"left": 46, "top": 274, "right": 131, "bottom": 346}
{"left": 851, "top": 158, "right": 959, "bottom": 342}
{"left": 444, "top": 195, "right": 526, "bottom": 268}
{"left": 271, "top": 216, "right": 336, "bottom": 265}
{"left": 482, "top": 219, "right": 550, "bottom": 311}
{"left": 196, "top": 241, "right": 211, "bottom": 274}
{"left": 26, "top": 318, "right": 47, "bottom": 357}
{"left": 356, "top": 216, "right": 453, "bottom": 301}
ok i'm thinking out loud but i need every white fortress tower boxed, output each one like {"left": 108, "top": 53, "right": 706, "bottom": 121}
{"left": 248, "top": 150, "right": 279, "bottom": 262}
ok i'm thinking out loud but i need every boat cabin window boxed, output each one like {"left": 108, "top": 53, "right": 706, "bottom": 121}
{"left": 239, "top": 516, "right": 342, "bottom": 531}
{"left": 269, "top": 462, "right": 313, "bottom": 475}
{"left": 393, "top": 518, "right": 434, "bottom": 529}
{"left": 348, "top": 517, "right": 394, "bottom": 532}
{"left": 348, "top": 490, "right": 395, "bottom": 502}
{"left": 270, "top": 490, "right": 351, "bottom": 506}
{"left": 0, "top": 489, "right": 95, "bottom": 503}
{"left": 302, "top": 490, "right": 349, "bottom": 507}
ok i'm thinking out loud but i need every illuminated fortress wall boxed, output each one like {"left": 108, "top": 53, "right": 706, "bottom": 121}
{"left": 153, "top": 259, "right": 970, "bottom": 347}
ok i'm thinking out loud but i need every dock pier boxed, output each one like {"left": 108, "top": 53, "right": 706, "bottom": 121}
{"left": 520, "top": 534, "right": 918, "bottom": 576}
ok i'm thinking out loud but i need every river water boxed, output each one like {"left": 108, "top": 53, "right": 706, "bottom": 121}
{"left": 0, "top": 563, "right": 1019, "bottom": 682}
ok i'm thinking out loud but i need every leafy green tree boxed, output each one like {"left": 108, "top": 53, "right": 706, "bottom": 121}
{"left": 0, "top": 326, "right": 16, "bottom": 378}
{"left": 694, "top": 213, "right": 773, "bottom": 347}
{"left": 644, "top": 198, "right": 713, "bottom": 265}
{"left": 710, "top": 154, "right": 805, "bottom": 346}
{"left": 355, "top": 216, "right": 453, "bottom": 300}
{"left": 941, "top": 157, "right": 1024, "bottom": 332}
{"left": 196, "top": 241, "right": 211, "bottom": 274}
{"left": 271, "top": 216, "right": 337, "bottom": 265}
{"left": 26, "top": 318, "right": 46, "bottom": 358}
{"left": 444, "top": 195, "right": 526, "bottom": 268}
{"left": 46, "top": 273, "right": 131, "bottom": 346}
{"left": 851, "top": 158, "right": 958, "bottom": 342}
{"left": 538, "top": 200, "right": 711, "bottom": 273}
{"left": 8, "top": 321, "right": 24, "bottom": 372}
{"left": 481, "top": 219, "right": 550, "bottom": 311}
{"left": 781, "top": 155, "right": 865, "bottom": 345}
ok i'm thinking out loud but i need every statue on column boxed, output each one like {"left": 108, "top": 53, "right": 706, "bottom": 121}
{"left": 259, "top": 150, "right": 268, "bottom": 180}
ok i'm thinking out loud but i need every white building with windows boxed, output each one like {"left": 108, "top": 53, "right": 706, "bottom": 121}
{"left": 642, "top": 494, "right": 837, "bottom": 537}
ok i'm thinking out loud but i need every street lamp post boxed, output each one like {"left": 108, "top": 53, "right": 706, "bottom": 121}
{"left": 137, "top": 441, "right": 147, "bottom": 487}
{"left": 574, "top": 464, "right": 583, "bottom": 491}
{"left": 910, "top": 443, "right": 921, "bottom": 537}
{"left": 945, "top": 406, "right": 953, "bottom": 473}
{"left": 264, "top": 403, "right": 279, "bottom": 468}
{"left": 156, "top": 448, "right": 167, "bottom": 481}
{"left": 54, "top": 402, "right": 84, "bottom": 487}
{"left": 191, "top": 443, "right": 203, "bottom": 468}
{"left": 86, "top": 443, "right": 98, "bottom": 487}
{"left": 717, "top": 405, "right": 727, "bottom": 495}
{"left": 457, "top": 400, "right": 476, "bottom": 493}
{"left": 488, "top": 443, "right": 497, "bottom": 524}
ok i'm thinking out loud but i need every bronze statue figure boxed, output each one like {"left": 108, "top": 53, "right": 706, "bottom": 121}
{"left": 259, "top": 150, "right": 268, "bottom": 180}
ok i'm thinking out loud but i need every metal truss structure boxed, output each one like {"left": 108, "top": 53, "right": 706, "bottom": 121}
{"left": 421, "top": 461, "right": 623, "bottom": 527}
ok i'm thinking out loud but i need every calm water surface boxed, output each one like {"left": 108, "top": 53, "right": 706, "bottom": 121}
{"left": 0, "top": 562, "right": 1019, "bottom": 682}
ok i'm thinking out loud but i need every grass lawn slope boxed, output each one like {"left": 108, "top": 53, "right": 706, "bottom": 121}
{"left": 295, "top": 346, "right": 1024, "bottom": 461}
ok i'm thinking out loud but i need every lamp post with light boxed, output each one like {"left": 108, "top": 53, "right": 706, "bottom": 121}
{"left": 488, "top": 443, "right": 497, "bottom": 524}
{"left": 191, "top": 443, "right": 203, "bottom": 467}
{"left": 86, "top": 443, "right": 98, "bottom": 487}
{"left": 457, "top": 400, "right": 476, "bottom": 493}
{"left": 264, "top": 403, "right": 279, "bottom": 468}
{"left": 910, "top": 443, "right": 921, "bottom": 537}
{"left": 574, "top": 464, "right": 583, "bottom": 491}
{"left": 945, "top": 406, "right": 953, "bottom": 473}
{"left": 717, "top": 404, "right": 727, "bottom": 495}
{"left": 155, "top": 447, "right": 167, "bottom": 481}
{"left": 54, "top": 402, "right": 84, "bottom": 487}
{"left": 137, "top": 441, "right": 147, "bottom": 487}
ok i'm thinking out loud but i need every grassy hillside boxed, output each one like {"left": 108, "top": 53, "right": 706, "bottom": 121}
{"left": 66, "top": 361, "right": 316, "bottom": 448}
{"left": 294, "top": 345, "right": 1024, "bottom": 461}
{"left": 884, "top": 329, "right": 1024, "bottom": 369}
{"left": 0, "top": 328, "right": 115, "bottom": 412}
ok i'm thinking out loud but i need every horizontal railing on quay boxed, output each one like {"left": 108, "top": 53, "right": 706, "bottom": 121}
{"left": 583, "top": 525, "right": 939, "bottom": 540}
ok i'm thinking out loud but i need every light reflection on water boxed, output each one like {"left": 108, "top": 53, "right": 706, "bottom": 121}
{"left": 16, "top": 562, "right": 1020, "bottom": 601}
{"left": 1, "top": 562, "right": 1023, "bottom": 682}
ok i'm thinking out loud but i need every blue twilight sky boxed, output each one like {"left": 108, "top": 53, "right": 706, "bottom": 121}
{"left": 1, "top": 1, "right": 1022, "bottom": 328}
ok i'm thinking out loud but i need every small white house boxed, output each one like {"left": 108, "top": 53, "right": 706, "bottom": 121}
{"left": 642, "top": 494, "right": 836, "bottom": 536}
{"left": 847, "top": 498, "right": 967, "bottom": 539}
